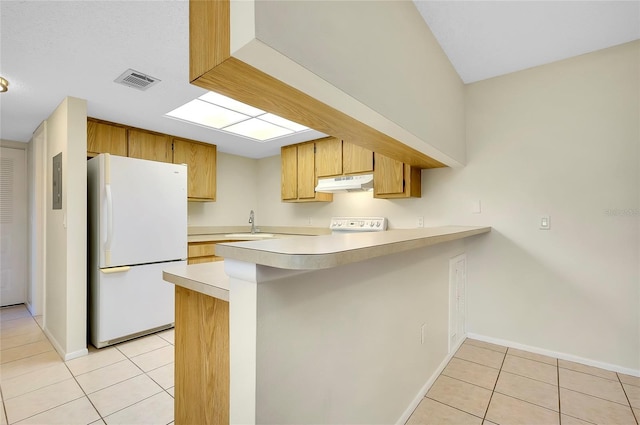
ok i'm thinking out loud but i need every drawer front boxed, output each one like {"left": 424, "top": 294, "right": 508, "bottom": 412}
{"left": 188, "top": 243, "right": 216, "bottom": 258}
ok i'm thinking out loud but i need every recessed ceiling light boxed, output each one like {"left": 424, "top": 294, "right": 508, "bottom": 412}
{"left": 258, "top": 113, "right": 309, "bottom": 132}
{"left": 166, "top": 99, "right": 248, "bottom": 129}
{"left": 223, "top": 118, "right": 294, "bottom": 141}
{"left": 199, "top": 92, "right": 265, "bottom": 117}
{"left": 165, "top": 91, "right": 312, "bottom": 142}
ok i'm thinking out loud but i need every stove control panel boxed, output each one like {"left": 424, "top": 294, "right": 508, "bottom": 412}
{"left": 330, "top": 217, "right": 388, "bottom": 232}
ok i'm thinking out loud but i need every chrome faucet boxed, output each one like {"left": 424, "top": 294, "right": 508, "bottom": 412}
{"left": 249, "top": 210, "right": 256, "bottom": 234}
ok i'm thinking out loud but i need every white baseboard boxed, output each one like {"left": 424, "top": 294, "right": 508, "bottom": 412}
{"left": 467, "top": 333, "right": 640, "bottom": 378}
{"left": 396, "top": 336, "right": 467, "bottom": 425}
{"left": 64, "top": 347, "right": 89, "bottom": 361}
{"left": 43, "top": 327, "right": 88, "bottom": 362}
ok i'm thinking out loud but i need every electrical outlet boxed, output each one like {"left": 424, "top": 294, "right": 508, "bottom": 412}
{"left": 421, "top": 323, "right": 426, "bottom": 344}
{"left": 417, "top": 216, "right": 424, "bottom": 228}
{"left": 308, "top": 216, "right": 313, "bottom": 225}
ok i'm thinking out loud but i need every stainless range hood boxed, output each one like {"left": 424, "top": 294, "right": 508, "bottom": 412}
{"left": 315, "top": 174, "right": 374, "bottom": 193}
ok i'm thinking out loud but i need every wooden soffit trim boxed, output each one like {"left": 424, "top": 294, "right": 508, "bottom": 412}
{"left": 189, "top": 0, "right": 447, "bottom": 169}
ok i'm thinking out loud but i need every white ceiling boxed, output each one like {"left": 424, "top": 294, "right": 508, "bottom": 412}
{"left": 1, "top": 1, "right": 638, "bottom": 158}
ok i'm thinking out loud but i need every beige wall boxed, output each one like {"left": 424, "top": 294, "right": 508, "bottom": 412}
{"left": 44, "top": 97, "right": 88, "bottom": 361}
{"left": 459, "top": 40, "right": 639, "bottom": 371}
{"left": 187, "top": 152, "right": 259, "bottom": 227}
{"left": 251, "top": 0, "right": 466, "bottom": 166}
{"left": 256, "top": 41, "right": 640, "bottom": 372}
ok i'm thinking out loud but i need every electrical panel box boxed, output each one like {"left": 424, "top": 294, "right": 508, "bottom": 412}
{"left": 52, "top": 152, "right": 62, "bottom": 210}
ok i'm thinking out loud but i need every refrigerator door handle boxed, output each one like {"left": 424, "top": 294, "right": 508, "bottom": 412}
{"left": 100, "top": 266, "right": 131, "bottom": 274}
{"left": 105, "top": 184, "right": 113, "bottom": 265}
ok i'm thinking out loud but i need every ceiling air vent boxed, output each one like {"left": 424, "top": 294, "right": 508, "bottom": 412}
{"left": 114, "top": 69, "right": 160, "bottom": 91}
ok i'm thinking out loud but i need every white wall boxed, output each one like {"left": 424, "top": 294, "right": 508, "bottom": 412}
{"left": 257, "top": 41, "right": 640, "bottom": 372}
{"left": 187, "top": 152, "right": 259, "bottom": 227}
{"left": 247, "top": 239, "right": 466, "bottom": 424}
{"left": 44, "top": 97, "right": 88, "bottom": 361}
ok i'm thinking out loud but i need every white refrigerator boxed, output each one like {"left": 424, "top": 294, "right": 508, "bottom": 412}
{"left": 87, "top": 154, "right": 187, "bottom": 348}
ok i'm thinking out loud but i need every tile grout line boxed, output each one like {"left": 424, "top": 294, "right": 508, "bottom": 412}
{"left": 481, "top": 349, "right": 508, "bottom": 421}
{"left": 36, "top": 341, "right": 102, "bottom": 423}
{"left": 0, "top": 383, "right": 9, "bottom": 425}
{"left": 557, "top": 357, "right": 561, "bottom": 425}
{"left": 423, "top": 395, "right": 485, "bottom": 422}
{"left": 617, "top": 373, "right": 639, "bottom": 425}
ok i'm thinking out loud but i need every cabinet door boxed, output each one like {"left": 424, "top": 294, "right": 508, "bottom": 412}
{"left": 373, "top": 153, "right": 404, "bottom": 195}
{"left": 297, "top": 142, "right": 316, "bottom": 199}
{"left": 343, "top": 141, "right": 373, "bottom": 174}
{"left": 173, "top": 139, "right": 216, "bottom": 201}
{"left": 315, "top": 137, "right": 342, "bottom": 177}
{"left": 281, "top": 145, "right": 298, "bottom": 200}
{"left": 128, "top": 129, "right": 172, "bottom": 163}
{"left": 87, "top": 120, "right": 127, "bottom": 157}
{"left": 373, "top": 153, "right": 422, "bottom": 198}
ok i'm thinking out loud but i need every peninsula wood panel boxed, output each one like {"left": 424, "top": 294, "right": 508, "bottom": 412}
{"left": 281, "top": 145, "right": 298, "bottom": 200}
{"left": 173, "top": 138, "right": 217, "bottom": 200}
{"left": 175, "top": 286, "right": 229, "bottom": 425}
{"left": 315, "top": 136, "right": 342, "bottom": 177}
{"left": 343, "top": 141, "right": 373, "bottom": 174}
{"left": 87, "top": 119, "right": 127, "bottom": 157}
{"left": 189, "top": 0, "right": 230, "bottom": 81}
{"left": 188, "top": 0, "right": 445, "bottom": 170}
{"left": 128, "top": 129, "right": 172, "bottom": 163}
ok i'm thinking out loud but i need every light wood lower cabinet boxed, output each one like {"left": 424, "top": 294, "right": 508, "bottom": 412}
{"left": 373, "top": 153, "right": 421, "bottom": 198}
{"left": 175, "top": 286, "right": 229, "bottom": 424}
{"left": 187, "top": 242, "right": 220, "bottom": 264}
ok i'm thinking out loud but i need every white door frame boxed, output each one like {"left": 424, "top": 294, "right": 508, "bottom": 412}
{"left": 27, "top": 122, "right": 47, "bottom": 316}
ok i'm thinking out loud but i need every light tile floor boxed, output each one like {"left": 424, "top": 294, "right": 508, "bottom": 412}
{"left": 0, "top": 305, "right": 174, "bottom": 424}
{"left": 407, "top": 339, "right": 640, "bottom": 425}
{"left": 1, "top": 304, "right": 639, "bottom": 424}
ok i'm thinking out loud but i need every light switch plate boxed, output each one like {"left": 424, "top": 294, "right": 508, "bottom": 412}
{"left": 540, "top": 215, "right": 550, "bottom": 230}
{"left": 472, "top": 200, "right": 481, "bottom": 214}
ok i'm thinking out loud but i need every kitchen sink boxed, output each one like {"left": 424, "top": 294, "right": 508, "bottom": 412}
{"left": 224, "top": 233, "right": 275, "bottom": 239}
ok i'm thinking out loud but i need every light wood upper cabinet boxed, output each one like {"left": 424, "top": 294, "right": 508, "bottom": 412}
{"left": 343, "top": 141, "right": 373, "bottom": 174}
{"left": 297, "top": 142, "right": 316, "bottom": 199}
{"left": 373, "top": 153, "right": 421, "bottom": 199}
{"left": 281, "top": 143, "right": 332, "bottom": 203}
{"left": 87, "top": 119, "right": 127, "bottom": 157}
{"left": 281, "top": 145, "right": 298, "bottom": 200}
{"left": 173, "top": 138, "right": 216, "bottom": 201}
{"left": 86, "top": 118, "right": 218, "bottom": 202}
{"left": 128, "top": 129, "right": 172, "bottom": 163}
{"left": 315, "top": 137, "right": 342, "bottom": 177}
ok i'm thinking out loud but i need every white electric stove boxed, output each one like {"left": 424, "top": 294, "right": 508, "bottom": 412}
{"left": 330, "top": 217, "right": 388, "bottom": 234}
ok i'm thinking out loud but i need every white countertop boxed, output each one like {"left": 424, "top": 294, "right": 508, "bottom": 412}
{"left": 164, "top": 226, "right": 490, "bottom": 298}
{"left": 163, "top": 261, "right": 229, "bottom": 301}
{"left": 216, "top": 226, "right": 491, "bottom": 270}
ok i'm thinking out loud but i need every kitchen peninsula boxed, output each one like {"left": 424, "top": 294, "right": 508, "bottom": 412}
{"left": 163, "top": 226, "right": 490, "bottom": 424}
